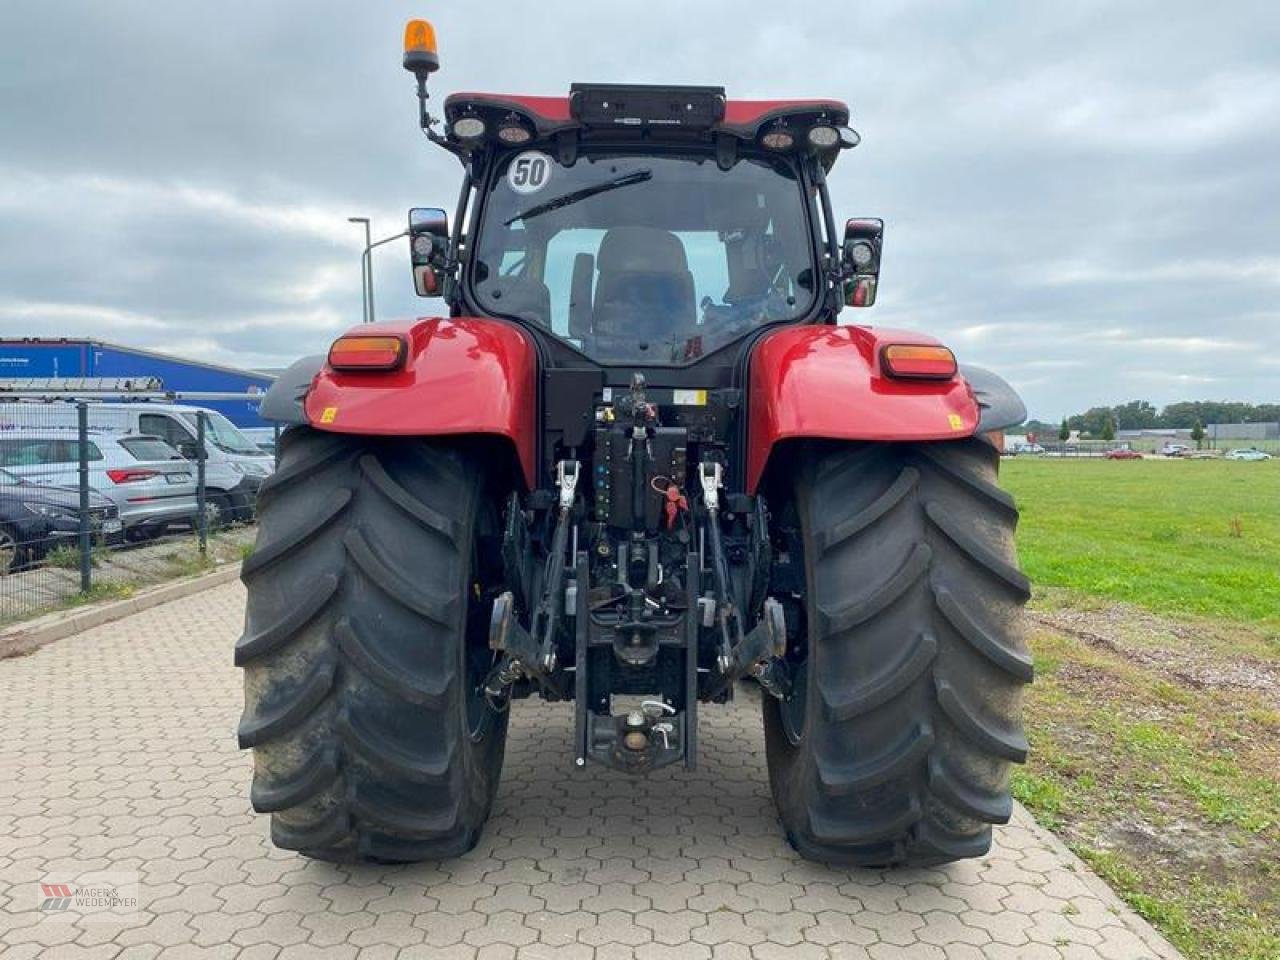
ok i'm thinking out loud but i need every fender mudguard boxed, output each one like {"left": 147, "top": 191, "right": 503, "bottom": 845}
{"left": 959, "top": 363, "right": 1027, "bottom": 436}
{"left": 263, "top": 317, "right": 538, "bottom": 489}
{"left": 258, "top": 354, "right": 325, "bottom": 425}
{"left": 746, "top": 325, "right": 1014, "bottom": 492}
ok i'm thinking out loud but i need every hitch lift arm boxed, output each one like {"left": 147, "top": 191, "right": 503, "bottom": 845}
{"left": 698, "top": 462, "right": 791, "bottom": 701}
{"left": 486, "top": 460, "right": 580, "bottom": 700}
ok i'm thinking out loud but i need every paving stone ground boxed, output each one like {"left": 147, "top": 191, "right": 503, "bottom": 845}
{"left": 0, "top": 581, "right": 1184, "bottom": 959}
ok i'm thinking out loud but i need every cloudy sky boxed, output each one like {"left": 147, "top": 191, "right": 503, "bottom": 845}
{"left": 2, "top": 1, "right": 1277, "bottom": 419}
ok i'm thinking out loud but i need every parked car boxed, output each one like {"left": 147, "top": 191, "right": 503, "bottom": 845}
{"left": 1105, "top": 448, "right": 1143, "bottom": 460}
{"left": 0, "top": 402, "right": 273, "bottom": 522}
{"left": 1160, "top": 443, "right": 1190, "bottom": 457}
{"left": 0, "top": 430, "right": 201, "bottom": 538}
{"left": 1224, "top": 448, "right": 1272, "bottom": 461}
{"left": 0, "top": 468, "right": 121, "bottom": 573}
{"left": 240, "top": 426, "right": 280, "bottom": 456}
{"left": 1012, "top": 442, "right": 1046, "bottom": 455}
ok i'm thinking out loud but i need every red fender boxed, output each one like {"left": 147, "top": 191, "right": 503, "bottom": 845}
{"left": 304, "top": 317, "right": 537, "bottom": 489}
{"left": 746, "top": 325, "right": 980, "bottom": 492}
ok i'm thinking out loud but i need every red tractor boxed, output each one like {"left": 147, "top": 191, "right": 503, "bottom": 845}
{"left": 237, "top": 20, "right": 1032, "bottom": 867}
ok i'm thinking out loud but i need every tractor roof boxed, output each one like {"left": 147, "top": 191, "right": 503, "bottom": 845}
{"left": 443, "top": 85, "right": 852, "bottom": 167}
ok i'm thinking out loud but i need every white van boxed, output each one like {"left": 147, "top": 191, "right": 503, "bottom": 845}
{"left": 0, "top": 402, "right": 274, "bottom": 525}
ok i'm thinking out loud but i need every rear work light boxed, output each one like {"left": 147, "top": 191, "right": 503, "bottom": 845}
{"left": 496, "top": 114, "right": 533, "bottom": 144}
{"left": 328, "top": 335, "right": 407, "bottom": 371}
{"left": 881, "top": 344, "right": 958, "bottom": 380}
{"left": 106, "top": 468, "right": 160, "bottom": 484}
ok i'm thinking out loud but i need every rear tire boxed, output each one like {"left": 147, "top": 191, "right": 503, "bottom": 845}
{"left": 764, "top": 438, "right": 1032, "bottom": 867}
{"left": 236, "top": 428, "right": 509, "bottom": 862}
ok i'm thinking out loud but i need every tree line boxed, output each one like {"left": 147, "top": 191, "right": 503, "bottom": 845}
{"left": 1025, "top": 400, "right": 1280, "bottom": 440}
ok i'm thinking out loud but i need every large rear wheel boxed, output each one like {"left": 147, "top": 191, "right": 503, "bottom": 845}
{"left": 764, "top": 438, "right": 1032, "bottom": 867}
{"left": 236, "top": 427, "right": 510, "bottom": 862}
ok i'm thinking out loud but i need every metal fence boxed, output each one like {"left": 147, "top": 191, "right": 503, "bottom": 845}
{"left": 1007, "top": 439, "right": 1280, "bottom": 458}
{"left": 0, "top": 393, "right": 271, "bottom": 625}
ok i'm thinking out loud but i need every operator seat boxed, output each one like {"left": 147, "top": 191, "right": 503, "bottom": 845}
{"left": 483, "top": 275, "right": 552, "bottom": 327}
{"left": 591, "top": 227, "right": 696, "bottom": 343}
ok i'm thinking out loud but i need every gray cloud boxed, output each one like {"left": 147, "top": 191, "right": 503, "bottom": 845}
{"left": 1, "top": 0, "right": 1277, "bottom": 416}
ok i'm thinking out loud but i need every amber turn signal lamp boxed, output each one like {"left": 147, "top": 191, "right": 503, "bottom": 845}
{"left": 329, "top": 335, "right": 406, "bottom": 371}
{"left": 881, "top": 344, "right": 957, "bottom": 380}
{"left": 403, "top": 19, "right": 439, "bottom": 74}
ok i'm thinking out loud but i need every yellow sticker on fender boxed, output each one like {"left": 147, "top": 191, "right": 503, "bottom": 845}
{"left": 948, "top": 413, "right": 964, "bottom": 430}
{"left": 320, "top": 406, "right": 338, "bottom": 424}
{"left": 672, "top": 389, "right": 707, "bottom": 406}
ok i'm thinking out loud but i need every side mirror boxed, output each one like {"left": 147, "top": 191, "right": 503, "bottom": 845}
{"left": 841, "top": 217, "right": 883, "bottom": 308}
{"left": 408, "top": 207, "right": 449, "bottom": 297}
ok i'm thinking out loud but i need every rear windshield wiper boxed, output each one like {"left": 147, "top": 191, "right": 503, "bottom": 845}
{"left": 504, "top": 170, "right": 652, "bottom": 225}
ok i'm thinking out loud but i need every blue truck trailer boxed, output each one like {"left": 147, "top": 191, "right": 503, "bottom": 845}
{"left": 0, "top": 338, "right": 276, "bottom": 427}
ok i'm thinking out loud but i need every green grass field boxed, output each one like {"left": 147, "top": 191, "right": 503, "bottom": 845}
{"left": 1001, "top": 457, "right": 1280, "bottom": 960}
{"left": 1003, "top": 458, "right": 1280, "bottom": 629}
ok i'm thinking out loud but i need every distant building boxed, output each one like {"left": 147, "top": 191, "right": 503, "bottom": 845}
{"left": 1116, "top": 428, "right": 1192, "bottom": 442}
{"left": 0, "top": 338, "right": 276, "bottom": 428}
{"left": 1207, "top": 422, "right": 1280, "bottom": 442}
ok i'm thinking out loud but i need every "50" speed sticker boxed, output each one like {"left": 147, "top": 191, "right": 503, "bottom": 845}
{"left": 507, "top": 151, "right": 552, "bottom": 194}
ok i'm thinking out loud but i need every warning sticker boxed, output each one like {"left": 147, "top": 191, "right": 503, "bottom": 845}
{"left": 672, "top": 389, "right": 708, "bottom": 406}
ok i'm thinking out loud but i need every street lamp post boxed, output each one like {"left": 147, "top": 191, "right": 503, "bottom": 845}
{"left": 361, "top": 231, "right": 409, "bottom": 324}
{"left": 347, "top": 217, "right": 372, "bottom": 323}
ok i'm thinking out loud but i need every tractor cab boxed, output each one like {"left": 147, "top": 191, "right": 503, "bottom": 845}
{"left": 407, "top": 79, "right": 882, "bottom": 367}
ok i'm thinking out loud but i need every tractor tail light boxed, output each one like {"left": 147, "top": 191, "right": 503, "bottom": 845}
{"left": 881, "top": 344, "right": 957, "bottom": 380}
{"left": 106, "top": 468, "right": 160, "bottom": 484}
{"left": 328, "top": 335, "right": 406, "bottom": 371}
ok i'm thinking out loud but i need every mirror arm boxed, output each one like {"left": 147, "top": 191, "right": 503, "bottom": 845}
{"left": 442, "top": 175, "right": 473, "bottom": 307}
{"left": 813, "top": 159, "right": 841, "bottom": 271}
{"left": 810, "top": 156, "right": 844, "bottom": 313}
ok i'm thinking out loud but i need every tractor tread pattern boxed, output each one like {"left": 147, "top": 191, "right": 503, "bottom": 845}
{"left": 238, "top": 429, "right": 507, "bottom": 863}
{"left": 338, "top": 704, "right": 455, "bottom": 783}
{"left": 255, "top": 435, "right": 352, "bottom": 505}
{"left": 236, "top": 654, "right": 336, "bottom": 748}
{"left": 818, "top": 632, "right": 937, "bottom": 722}
{"left": 764, "top": 438, "right": 1031, "bottom": 867}
{"left": 351, "top": 788, "right": 462, "bottom": 838}
{"left": 334, "top": 618, "right": 454, "bottom": 705}
{"left": 250, "top": 745, "right": 340, "bottom": 813}
{"left": 809, "top": 795, "right": 923, "bottom": 845}
{"left": 924, "top": 501, "right": 1032, "bottom": 599}
{"left": 344, "top": 528, "right": 455, "bottom": 625}
{"left": 817, "top": 542, "right": 931, "bottom": 635}
{"left": 240, "top": 488, "right": 352, "bottom": 581}
{"left": 234, "top": 573, "right": 339, "bottom": 666}
{"left": 359, "top": 454, "right": 459, "bottom": 543}
{"left": 933, "top": 583, "right": 1034, "bottom": 682}
{"left": 271, "top": 806, "right": 351, "bottom": 853}
{"left": 815, "top": 722, "right": 934, "bottom": 794}
{"left": 913, "top": 445, "right": 1019, "bottom": 519}
{"left": 928, "top": 753, "right": 1013, "bottom": 824}
{"left": 816, "top": 466, "right": 918, "bottom": 555}
{"left": 936, "top": 676, "right": 1029, "bottom": 762}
